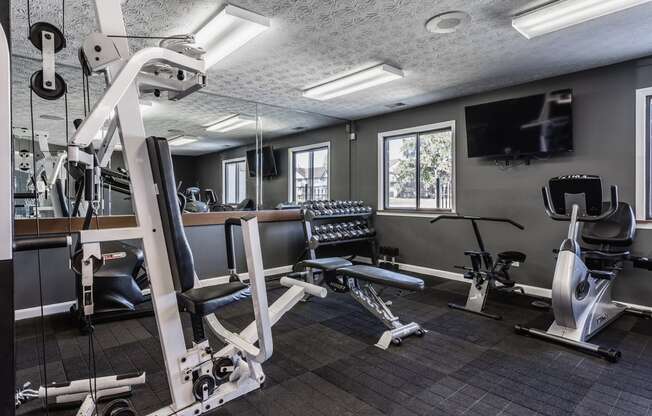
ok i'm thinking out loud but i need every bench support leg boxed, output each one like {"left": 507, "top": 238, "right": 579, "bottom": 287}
{"left": 348, "top": 279, "right": 425, "bottom": 349}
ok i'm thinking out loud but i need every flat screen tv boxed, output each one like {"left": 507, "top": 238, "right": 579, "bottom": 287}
{"left": 246, "top": 146, "right": 278, "bottom": 177}
{"left": 465, "top": 89, "right": 573, "bottom": 159}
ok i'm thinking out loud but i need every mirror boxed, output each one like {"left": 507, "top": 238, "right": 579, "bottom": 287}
{"left": 229, "top": 103, "right": 347, "bottom": 210}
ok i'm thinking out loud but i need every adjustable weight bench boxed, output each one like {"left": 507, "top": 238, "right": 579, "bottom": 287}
{"left": 298, "top": 257, "right": 426, "bottom": 349}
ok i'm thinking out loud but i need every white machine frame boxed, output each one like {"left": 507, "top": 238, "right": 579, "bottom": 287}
{"left": 11, "top": 2, "right": 327, "bottom": 415}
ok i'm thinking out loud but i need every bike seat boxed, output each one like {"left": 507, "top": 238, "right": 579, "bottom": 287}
{"left": 497, "top": 251, "right": 526, "bottom": 263}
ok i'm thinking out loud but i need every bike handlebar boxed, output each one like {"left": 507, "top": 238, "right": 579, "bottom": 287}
{"left": 542, "top": 185, "right": 618, "bottom": 222}
{"left": 430, "top": 215, "right": 524, "bottom": 230}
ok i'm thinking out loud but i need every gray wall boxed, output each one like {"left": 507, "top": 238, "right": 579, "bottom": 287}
{"left": 195, "top": 124, "right": 349, "bottom": 209}
{"left": 14, "top": 57, "right": 652, "bottom": 311}
{"left": 352, "top": 57, "right": 652, "bottom": 306}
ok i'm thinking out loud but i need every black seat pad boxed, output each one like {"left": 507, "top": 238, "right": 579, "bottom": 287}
{"left": 582, "top": 202, "right": 635, "bottom": 247}
{"left": 300, "top": 257, "right": 353, "bottom": 271}
{"left": 497, "top": 251, "right": 526, "bottom": 263}
{"left": 338, "top": 265, "right": 424, "bottom": 291}
{"left": 177, "top": 282, "right": 251, "bottom": 316}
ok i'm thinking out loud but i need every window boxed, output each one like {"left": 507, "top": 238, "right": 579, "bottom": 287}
{"left": 636, "top": 87, "right": 652, "bottom": 224}
{"left": 378, "top": 121, "right": 455, "bottom": 214}
{"left": 289, "top": 142, "right": 330, "bottom": 202}
{"left": 222, "top": 157, "right": 246, "bottom": 204}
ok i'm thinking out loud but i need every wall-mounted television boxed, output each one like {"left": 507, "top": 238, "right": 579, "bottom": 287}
{"left": 246, "top": 146, "right": 278, "bottom": 177}
{"left": 465, "top": 89, "right": 573, "bottom": 159}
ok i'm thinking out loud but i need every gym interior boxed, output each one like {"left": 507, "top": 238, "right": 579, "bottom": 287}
{"left": 3, "top": 1, "right": 652, "bottom": 415}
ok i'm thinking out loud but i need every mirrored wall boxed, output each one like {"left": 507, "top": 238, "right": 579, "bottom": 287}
{"left": 11, "top": 55, "right": 348, "bottom": 218}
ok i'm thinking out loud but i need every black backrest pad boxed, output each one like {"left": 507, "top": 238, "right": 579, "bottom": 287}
{"left": 582, "top": 202, "right": 636, "bottom": 247}
{"left": 549, "top": 175, "right": 603, "bottom": 216}
{"left": 147, "top": 136, "right": 196, "bottom": 292}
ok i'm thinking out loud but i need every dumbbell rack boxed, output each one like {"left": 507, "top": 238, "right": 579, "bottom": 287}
{"left": 299, "top": 203, "right": 378, "bottom": 265}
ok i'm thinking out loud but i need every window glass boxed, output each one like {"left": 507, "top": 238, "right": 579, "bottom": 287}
{"left": 419, "top": 129, "right": 453, "bottom": 210}
{"left": 291, "top": 145, "right": 329, "bottom": 202}
{"left": 385, "top": 135, "right": 417, "bottom": 209}
{"left": 312, "top": 148, "right": 329, "bottom": 201}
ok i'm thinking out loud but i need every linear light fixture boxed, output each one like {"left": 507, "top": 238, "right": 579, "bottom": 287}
{"left": 169, "top": 136, "right": 198, "bottom": 147}
{"left": 195, "top": 5, "right": 270, "bottom": 68}
{"left": 513, "top": 0, "right": 652, "bottom": 39}
{"left": 303, "top": 64, "right": 404, "bottom": 101}
{"left": 205, "top": 114, "right": 256, "bottom": 132}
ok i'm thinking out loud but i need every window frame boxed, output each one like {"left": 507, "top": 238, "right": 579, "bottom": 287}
{"left": 377, "top": 121, "right": 456, "bottom": 217}
{"left": 222, "top": 156, "right": 246, "bottom": 205}
{"left": 288, "top": 141, "right": 331, "bottom": 202}
{"left": 636, "top": 87, "right": 652, "bottom": 227}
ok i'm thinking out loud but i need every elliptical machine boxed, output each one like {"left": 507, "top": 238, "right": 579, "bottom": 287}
{"left": 431, "top": 215, "right": 526, "bottom": 320}
{"left": 515, "top": 175, "right": 652, "bottom": 362}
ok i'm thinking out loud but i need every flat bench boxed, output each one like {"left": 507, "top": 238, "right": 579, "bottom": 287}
{"left": 298, "top": 257, "right": 426, "bottom": 349}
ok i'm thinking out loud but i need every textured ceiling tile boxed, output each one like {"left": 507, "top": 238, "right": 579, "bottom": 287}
{"left": 9, "top": 0, "right": 652, "bottom": 155}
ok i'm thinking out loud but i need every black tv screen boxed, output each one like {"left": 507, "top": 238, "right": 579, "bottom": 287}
{"left": 246, "top": 146, "right": 278, "bottom": 177}
{"left": 465, "top": 89, "right": 573, "bottom": 158}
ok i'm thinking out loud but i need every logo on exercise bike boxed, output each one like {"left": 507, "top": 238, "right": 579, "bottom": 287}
{"left": 102, "top": 251, "right": 127, "bottom": 261}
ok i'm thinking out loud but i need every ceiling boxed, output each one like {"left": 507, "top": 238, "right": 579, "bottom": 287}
{"left": 10, "top": 0, "right": 652, "bottom": 155}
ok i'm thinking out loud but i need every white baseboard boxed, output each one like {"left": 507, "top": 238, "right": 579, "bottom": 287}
{"left": 15, "top": 265, "right": 295, "bottom": 321}
{"left": 15, "top": 300, "right": 77, "bottom": 321}
{"left": 358, "top": 257, "right": 652, "bottom": 313}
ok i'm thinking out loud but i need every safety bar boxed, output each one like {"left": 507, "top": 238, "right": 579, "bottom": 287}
{"left": 542, "top": 185, "right": 618, "bottom": 222}
{"left": 430, "top": 214, "right": 524, "bottom": 230}
{"left": 14, "top": 192, "right": 37, "bottom": 199}
{"left": 13, "top": 235, "right": 72, "bottom": 252}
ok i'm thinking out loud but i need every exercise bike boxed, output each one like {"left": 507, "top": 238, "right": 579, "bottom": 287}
{"left": 515, "top": 175, "right": 652, "bottom": 362}
{"left": 430, "top": 215, "right": 526, "bottom": 320}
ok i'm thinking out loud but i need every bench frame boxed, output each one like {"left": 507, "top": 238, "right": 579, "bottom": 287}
{"left": 304, "top": 265, "right": 425, "bottom": 349}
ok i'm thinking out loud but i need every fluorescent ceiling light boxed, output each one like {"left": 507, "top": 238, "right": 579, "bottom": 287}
{"left": 169, "top": 136, "right": 198, "bottom": 147}
{"left": 205, "top": 114, "right": 256, "bottom": 132}
{"left": 195, "top": 5, "right": 270, "bottom": 68}
{"left": 513, "top": 0, "right": 652, "bottom": 39}
{"left": 302, "top": 64, "right": 404, "bottom": 101}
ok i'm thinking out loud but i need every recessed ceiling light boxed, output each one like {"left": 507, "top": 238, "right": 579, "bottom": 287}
{"left": 386, "top": 102, "right": 406, "bottom": 109}
{"left": 293, "top": 126, "right": 305, "bottom": 131}
{"left": 40, "top": 114, "right": 64, "bottom": 121}
{"left": 303, "top": 64, "right": 404, "bottom": 101}
{"left": 205, "top": 114, "right": 256, "bottom": 132}
{"left": 426, "top": 11, "right": 471, "bottom": 34}
{"left": 512, "top": 0, "right": 652, "bottom": 39}
{"left": 195, "top": 5, "right": 270, "bottom": 69}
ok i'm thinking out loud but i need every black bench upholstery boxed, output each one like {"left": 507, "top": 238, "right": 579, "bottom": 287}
{"left": 301, "top": 257, "right": 353, "bottom": 271}
{"left": 177, "top": 282, "right": 250, "bottom": 316}
{"left": 338, "top": 265, "right": 424, "bottom": 291}
{"left": 147, "top": 136, "right": 250, "bottom": 323}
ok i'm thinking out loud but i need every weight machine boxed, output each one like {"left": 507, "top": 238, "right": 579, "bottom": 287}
{"left": 5, "top": 2, "right": 325, "bottom": 415}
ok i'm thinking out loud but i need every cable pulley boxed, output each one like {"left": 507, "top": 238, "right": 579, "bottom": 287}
{"left": 29, "top": 21, "right": 67, "bottom": 100}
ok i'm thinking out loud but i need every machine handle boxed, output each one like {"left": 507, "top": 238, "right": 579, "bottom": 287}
{"left": 430, "top": 214, "right": 524, "bottom": 230}
{"left": 14, "top": 235, "right": 72, "bottom": 252}
{"left": 224, "top": 218, "right": 241, "bottom": 272}
{"left": 224, "top": 215, "right": 258, "bottom": 272}
{"left": 543, "top": 185, "right": 619, "bottom": 222}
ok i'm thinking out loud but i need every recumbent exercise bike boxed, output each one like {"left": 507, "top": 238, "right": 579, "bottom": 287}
{"left": 515, "top": 175, "right": 652, "bottom": 362}
{"left": 431, "top": 215, "right": 526, "bottom": 320}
